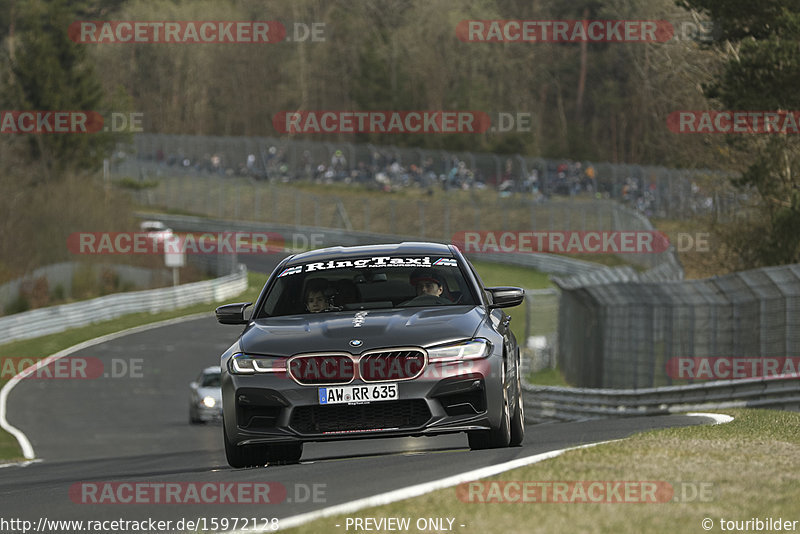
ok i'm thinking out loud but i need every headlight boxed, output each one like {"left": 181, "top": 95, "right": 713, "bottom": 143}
{"left": 202, "top": 396, "right": 216, "bottom": 408}
{"left": 426, "top": 339, "right": 490, "bottom": 362}
{"left": 228, "top": 353, "right": 286, "bottom": 374}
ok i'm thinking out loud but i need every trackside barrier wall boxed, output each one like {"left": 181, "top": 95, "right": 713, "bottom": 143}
{"left": 522, "top": 376, "right": 800, "bottom": 423}
{"left": 553, "top": 263, "right": 800, "bottom": 389}
{"left": 0, "top": 265, "right": 248, "bottom": 345}
{"left": 0, "top": 262, "right": 174, "bottom": 314}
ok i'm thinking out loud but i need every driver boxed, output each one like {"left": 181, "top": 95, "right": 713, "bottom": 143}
{"left": 401, "top": 268, "right": 451, "bottom": 306}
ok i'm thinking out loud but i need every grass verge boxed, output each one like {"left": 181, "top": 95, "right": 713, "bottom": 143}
{"left": 650, "top": 216, "right": 728, "bottom": 279}
{"left": 526, "top": 367, "right": 569, "bottom": 386}
{"left": 285, "top": 409, "right": 800, "bottom": 534}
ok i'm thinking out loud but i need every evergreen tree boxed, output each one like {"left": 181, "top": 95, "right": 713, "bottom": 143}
{"left": 6, "top": 0, "right": 116, "bottom": 176}
{"left": 680, "top": 0, "right": 800, "bottom": 266}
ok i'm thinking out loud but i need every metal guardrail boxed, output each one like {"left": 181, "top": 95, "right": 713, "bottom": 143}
{"left": 522, "top": 377, "right": 800, "bottom": 423}
{"left": 141, "top": 211, "right": 651, "bottom": 279}
{"left": 0, "top": 265, "right": 248, "bottom": 345}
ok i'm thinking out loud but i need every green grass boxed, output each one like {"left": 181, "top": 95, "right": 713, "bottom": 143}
{"left": 471, "top": 261, "right": 552, "bottom": 289}
{"left": 285, "top": 409, "right": 800, "bottom": 534}
{"left": 0, "top": 433, "right": 23, "bottom": 462}
{"left": 527, "top": 367, "right": 569, "bottom": 386}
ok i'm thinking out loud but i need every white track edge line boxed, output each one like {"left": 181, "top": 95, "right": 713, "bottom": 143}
{"left": 244, "top": 439, "right": 620, "bottom": 533}
{"left": 685, "top": 412, "right": 734, "bottom": 424}
{"left": 245, "top": 411, "right": 735, "bottom": 533}
{"left": 0, "top": 312, "right": 213, "bottom": 461}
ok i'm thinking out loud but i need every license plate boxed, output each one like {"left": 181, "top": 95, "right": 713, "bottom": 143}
{"left": 318, "top": 383, "right": 398, "bottom": 405}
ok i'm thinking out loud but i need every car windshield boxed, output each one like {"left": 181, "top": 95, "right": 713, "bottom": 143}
{"left": 256, "top": 255, "right": 478, "bottom": 318}
{"left": 200, "top": 372, "right": 220, "bottom": 387}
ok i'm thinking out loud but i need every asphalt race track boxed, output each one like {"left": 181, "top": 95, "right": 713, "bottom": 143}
{"left": 2, "top": 316, "right": 720, "bottom": 529}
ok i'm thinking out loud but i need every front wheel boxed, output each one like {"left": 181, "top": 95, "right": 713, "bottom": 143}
{"left": 189, "top": 405, "right": 204, "bottom": 425}
{"left": 468, "top": 381, "right": 511, "bottom": 450}
{"left": 509, "top": 368, "right": 525, "bottom": 447}
{"left": 263, "top": 442, "right": 304, "bottom": 465}
{"left": 224, "top": 425, "right": 304, "bottom": 468}
{"left": 224, "top": 424, "right": 264, "bottom": 468}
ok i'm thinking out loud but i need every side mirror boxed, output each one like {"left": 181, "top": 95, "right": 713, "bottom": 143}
{"left": 189, "top": 381, "right": 198, "bottom": 389}
{"left": 486, "top": 287, "right": 524, "bottom": 309}
{"left": 215, "top": 302, "right": 253, "bottom": 325}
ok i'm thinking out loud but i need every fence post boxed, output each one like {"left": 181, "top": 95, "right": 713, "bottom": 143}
{"left": 254, "top": 184, "right": 259, "bottom": 220}
{"left": 529, "top": 200, "right": 535, "bottom": 231}
{"left": 419, "top": 202, "right": 426, "bottom": 237}
{"left": 262, "top": 187, "right": 278, "bottom": 222}
{"left": 444, "top": 201, "right": 450, "bottom": 241}
{"left": 234, "top": 184, "right": 240, "bottom": 219}
{"left": 524, "top": 290, "right": 532, "bottom": 347}
{"left": 206, "top": 181, "right": 212, "bottom": 217}
{"left": 218, "top": 180, "right": 224, "bottom": 218}
{"left": 169, "top": 177, "right": 176, "bottom": 209}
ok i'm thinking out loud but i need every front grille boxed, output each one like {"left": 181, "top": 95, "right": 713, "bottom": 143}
{"left": 289, "top": 400, "right": 431, "bottom": 434}
{"left": 288, "top": 353, "right": 354, "bottom": 385}
{"left": 359, "top": 348, "right": 426, "bottom": 382}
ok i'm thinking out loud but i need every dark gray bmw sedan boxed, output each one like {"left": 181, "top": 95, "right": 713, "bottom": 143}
{"left": 215, "top": 242, "right": 524, "bottom": 467}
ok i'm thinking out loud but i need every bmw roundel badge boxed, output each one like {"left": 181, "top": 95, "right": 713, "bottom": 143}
{"left": 349, "top": 339, "right": 363, "bottom": 347}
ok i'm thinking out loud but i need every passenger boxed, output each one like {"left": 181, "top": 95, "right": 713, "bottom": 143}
{"left": 304, "top": 279, "right": 330, "bottom": 313}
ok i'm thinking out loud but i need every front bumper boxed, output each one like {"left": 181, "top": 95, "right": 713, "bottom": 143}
{"left": 193, "top": 403, "right": 223, "bottom": 422}
{"left": 222, "top": 357, "right": 504, "bottom": 446}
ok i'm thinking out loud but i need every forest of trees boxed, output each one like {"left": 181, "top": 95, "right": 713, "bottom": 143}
{"left": 1, "top": 0, "right": 799, "bottom": 276}
{"left": 0, "top": 0, "right": 729, "bottom": 166}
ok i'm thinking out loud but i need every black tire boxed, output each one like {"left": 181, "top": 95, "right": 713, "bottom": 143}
{"left": 509, "top": 367, "right": 525, "bottom": 447}
{"left": 224, "top": 425, "right": 304, "bottom": 468}
{"left": 189, "top": 407, "right": 203, "bottom": 425}
{"left": 263, "top": 442, "right": 304, "bottom": 465}
{"left": 224, "top": 424, "right": 265, "bottom": 468}
{"left": 468, "top": 377, "right": 511, "bottom": 450}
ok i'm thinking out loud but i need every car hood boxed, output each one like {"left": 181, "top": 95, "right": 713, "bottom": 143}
{"left": 241, "top": 306, "right": 485, "bottom": 355}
